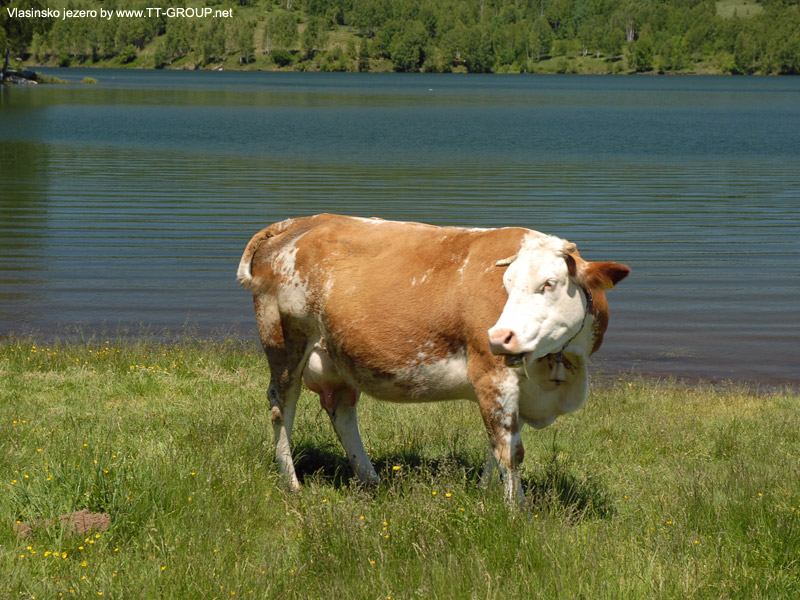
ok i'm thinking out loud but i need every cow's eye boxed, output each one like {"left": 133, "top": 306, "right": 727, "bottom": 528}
{"left": 541, "top": 279, "right": 556, "bottom": 292}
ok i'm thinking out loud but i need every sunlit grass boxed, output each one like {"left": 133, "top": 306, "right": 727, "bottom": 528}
{"left": 716, "top": 0, "right": 764, "bottom": 19}
{"left": 2, "top": 337, "right": 798, "bottom": 598}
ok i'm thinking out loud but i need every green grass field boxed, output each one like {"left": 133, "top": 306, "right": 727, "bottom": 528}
{"left": 2, "top": 337, "right": 798, "bottom": 599}
{"left": 716, "top": 0, "right": 765, "bottom": 19}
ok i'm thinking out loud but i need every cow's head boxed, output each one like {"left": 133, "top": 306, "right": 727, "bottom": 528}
{"left": 488, "top": 234, "right": 629, "bottom": 360}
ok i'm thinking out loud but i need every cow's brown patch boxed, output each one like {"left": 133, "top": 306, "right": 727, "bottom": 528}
{"left": 14, "top": 510, "right": 111, "bottom": 539}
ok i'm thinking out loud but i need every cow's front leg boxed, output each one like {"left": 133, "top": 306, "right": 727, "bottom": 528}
{"left": 475, "top": 372, "right": 525, "bottom": 506}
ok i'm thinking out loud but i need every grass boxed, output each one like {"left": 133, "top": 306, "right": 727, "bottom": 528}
{"left": 716, "top": 0, "right": 765, "bottom": 19}
{"left": 2, "top": 336, "right": 798, "bottom": 599}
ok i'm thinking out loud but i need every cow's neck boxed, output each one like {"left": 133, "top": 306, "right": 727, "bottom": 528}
{"left": 549, "top": 286, "right": 593, "bottom": 384}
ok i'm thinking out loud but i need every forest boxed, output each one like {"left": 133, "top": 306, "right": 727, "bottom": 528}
{"left": 2, "top": 0, "right": 800, "bottom": 75}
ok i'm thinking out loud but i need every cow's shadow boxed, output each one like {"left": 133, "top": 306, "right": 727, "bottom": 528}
{"left": 292, "top": 441, "right": 481, "bottom": 489}
{"left": 291, "top": 442, "right": 614, "bottom": 520}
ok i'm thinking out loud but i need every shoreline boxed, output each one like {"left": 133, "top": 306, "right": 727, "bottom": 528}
{"left": 2, "top": 333, "right": 796, "bottom": 394}
{"left": 20, "top": 63, "right": 789, "bottom": 77}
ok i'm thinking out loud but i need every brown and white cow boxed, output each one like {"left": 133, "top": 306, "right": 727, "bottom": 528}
{"left": 237, "top": 214, "right": 629, "bottom": 504}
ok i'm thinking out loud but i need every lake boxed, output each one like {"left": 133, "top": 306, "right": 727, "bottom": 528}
{"left": 1, "top": 69, "right": 798, "bottom": 386}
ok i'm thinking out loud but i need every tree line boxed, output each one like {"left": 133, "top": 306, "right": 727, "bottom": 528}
{"left": 2, "top": 0, "right": 800, "bottom": 76}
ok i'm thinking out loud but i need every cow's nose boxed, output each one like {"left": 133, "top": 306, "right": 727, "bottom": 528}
{"left": 488, "top": 328, "right": 519, "bottom": 354}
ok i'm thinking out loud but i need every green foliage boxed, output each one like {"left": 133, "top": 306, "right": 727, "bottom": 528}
{"left": 357, "top": 37, "right": 370, "bottom": 71}
{"left": 164, "top": 18, "right": 194, "bottom": 62}
{"left": 6, "top": 0, "right": 800, "bottom": 74}
{"left": 118, "top": 44, "right": 137, "bottom": 64}
{"left": 199, "top": 19, "right": 227, "bottom": 65}
{"left": 1, "top": 0, "right": 50, "bottom": 77}
{"left": 152, "top": 37, "right": 168, "bottom": 68}
{"left": 269, "top": 48, "right": 294, "bottom": 67}
{"left": 627, "top": 33, "right": 655, "bottom": 72}
{"left": 301, "top": 16, "right": 329, "bottom": 58}
{"left": 0, "top": 23, "right": 8, "bottom": 57}
{"left": 229, "top": 19, "right": 256, "bottom": 64}
{"left": 531, "top": 15, "right": 554, "bottom": 61}
{"left": 266, "top": 10, "right": 299, "bottom": 51}
{"left": 733, "top": 29, "right": 758, "bottom": 73}
{"left": 389, "top": 20, "right": 427, "bottom": 71}
{"left": 462, "top": 25, "right": 492, "bottom": 73}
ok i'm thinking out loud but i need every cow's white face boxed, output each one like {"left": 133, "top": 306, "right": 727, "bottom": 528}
{"left": 488, "top": 235, "right": 585, "bottom": 360}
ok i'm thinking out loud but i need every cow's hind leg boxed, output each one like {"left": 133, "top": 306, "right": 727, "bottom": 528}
{"left": 267, "top": 373, "right": 303, "bottom": 491}
{"left": 257, "top": 298, "right": 309, "bottom": 491}
{"left": 324, "top": 389, "right": 379, "bottom": 486}
{"left": 304, "top": 347, "right": 378, "bottom": 485}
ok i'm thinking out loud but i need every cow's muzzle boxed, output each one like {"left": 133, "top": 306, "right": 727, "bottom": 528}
{"left": 488, "top": 327, "right": 520, "bottom": 355}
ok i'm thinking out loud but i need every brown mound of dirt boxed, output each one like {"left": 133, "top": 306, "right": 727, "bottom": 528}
{"left": 14, "top": 509, "right": 111, "bottom": 539}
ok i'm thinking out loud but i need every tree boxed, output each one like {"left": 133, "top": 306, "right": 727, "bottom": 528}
{"left": 733, "top": 29, "right": 758, "bottom": 74}
{"left": 439, "top": 22, "right": 466, "bottom": 67}
{"left": 119, "top": 44, "right": 138, "bottom": 65}
{"left": 1, "top": 0, "right": 49, "bottom": 78}
{"left": 165, "top": 18, "right": 194, "bottom": 61}
{"left": 546, "top": 0, "right": 575, "bottom": 39}
{"left": 198, "top": 19, "right": 226, "bottom": 65}
{"left": 389, "top": 20, "right": 427, "bottom": 71}
{"left": 462, "top": 25, "right": 492, "bottom": 73}
{"left": 268, "top": 11, "right": 298, "bottom": 51}
{"left": 602, "top": 26, "right": 625, "bottom": 60}
{"left": 577, "top": 17, "right": 604, "bottom": 58}
{"left": 627, "top": 30, "right": 654, "bottom": 72}
{"left": 492, "top": 20, "right": 526, "bottom": 67}
{"left": 0, "top": 26, "right": 7, "bottom": 74}
{"left": 530, "top": 15, "right": 553, "bottom": 61}
{"left": 775, "top": 15, "right": 800, "bottom": 74}
{"left": 229, "top": 19, "right": 256, "bottom": 64}
{"left": 115, "top": 17, "right": 149, "bottom": 53}
{"left": 152, "top": 37, "right": 169, "bottom": 68}
{"left": 301, "top": 16, "right": 329, "bottom": 58}
{"left": 685, "top": 21, "right": 710, "bottom": 63}
{"left": 349, "top": 0, "right": 387, "bottom": 38}
{"left": 358, "top": 37, "right": 370, "bottom": 71}
{"left": 657, "top": 35, "right": 688, "bottom": 72}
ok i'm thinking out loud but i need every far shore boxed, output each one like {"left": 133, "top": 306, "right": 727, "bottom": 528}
{"left": 19, "top": 62, "right": 777, "bottom": 77}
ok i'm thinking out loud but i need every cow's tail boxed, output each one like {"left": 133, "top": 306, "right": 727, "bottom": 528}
{"left": 237, "top": 219, "right": 294, "bottom": 293}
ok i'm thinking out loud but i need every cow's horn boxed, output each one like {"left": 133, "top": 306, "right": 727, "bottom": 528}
{"left": 495, "top": 254, "right": 518, "bottom": 267}
{"left": 560, "top": 242, "right": 577, "bottom": 257}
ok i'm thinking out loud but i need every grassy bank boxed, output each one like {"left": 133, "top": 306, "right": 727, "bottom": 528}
{"left": 2, "top": 337, "right": 798, "bottom": 599}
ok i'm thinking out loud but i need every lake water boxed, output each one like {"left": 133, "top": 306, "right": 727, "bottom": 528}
{"left": 1, "top": 69, "right": 798, "bottom": 386}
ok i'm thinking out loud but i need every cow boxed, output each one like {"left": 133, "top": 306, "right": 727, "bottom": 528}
{"left": 237, "top": 214, "right": 630, "bottom": 504}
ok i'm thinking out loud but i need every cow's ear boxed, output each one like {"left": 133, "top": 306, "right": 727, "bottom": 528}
{"left": 582, "top": 261, "right": 631, "bottom": 290}
{"left": 565, "top": 254, "right": 578, "bottom": 278}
